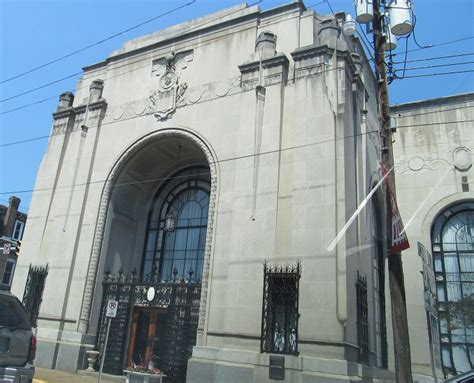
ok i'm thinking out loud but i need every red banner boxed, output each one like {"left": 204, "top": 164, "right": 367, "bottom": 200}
{"left": 381, "top": 163, "right": 410, "bottom": 253}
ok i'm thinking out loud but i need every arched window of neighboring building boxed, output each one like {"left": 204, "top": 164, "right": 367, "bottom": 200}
{"left": 431, "top": 201, "right": 474, "bottom": 375}
{"left": 142, "top": 166, "right": 210, "bottom": 282}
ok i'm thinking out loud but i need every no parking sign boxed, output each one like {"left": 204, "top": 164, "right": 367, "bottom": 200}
{"left": 106, "top": 300, "right": 118, "bottom": 318}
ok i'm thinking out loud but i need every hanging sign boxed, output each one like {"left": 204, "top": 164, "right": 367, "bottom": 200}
{"left": 380, "top": 163, "right": 410, "bottom": 253}
{"left": 2, "top": 243, "right": 11, "bottom": 256}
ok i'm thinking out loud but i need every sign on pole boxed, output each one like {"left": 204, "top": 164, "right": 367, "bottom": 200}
{"left": 2, "top": 243, "right": 11, "bottom": 256}
{"left": 99, "top": 300, "right": 117, "bottom": 383}
{"left": 106, "top": 300, "right": 118, "bottom": 318}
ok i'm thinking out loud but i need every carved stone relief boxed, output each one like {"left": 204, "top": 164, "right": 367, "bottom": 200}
{"left": 395, "top": 147, "right": 472, "bottom": 174}
{"left": 453, "top": 146, "right": 472, "bottom": 171}
{"left": 149, "top": 50, "right": 193, "bottom": 121}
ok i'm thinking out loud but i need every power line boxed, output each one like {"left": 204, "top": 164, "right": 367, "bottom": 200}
{"left": 0, "top": 128, "right": 378, "bottom": 195}
{"left": 0, "top": 0, "right": 266, "bottom": 108}
{"left": 0, "top": 94, "right": 59, "bottom": 115}
{"left": 395, "top": 61, "right": 474, "bottom": 72}
{"left": 0, "top": 65, "right": 342, "bottom": 148}
{"left": 392, "top": 52, "right": 474, "bottom": 65}
{"left": 0, "top": 0, "right": 197, "bottom": 84}
{"left": 0, "top": 72, "right": 82, "bottom": 103}
{"left": 0, "top": 1, "right": 335, "bottom": 117}
{"left": 392, "top": 105, "right": 474, "bottom": 119}
{"left": 1, "top": 3, "right": 468, "bottom": 115}
{"left": 396, "top": 69, "right": 474, "bottom": 79}
{"left": 0, "top": 134, "right": 52, "bottom": 148}
{"left": 1, "top": 60, "right": 473, "bottom": 150}
{"left": 391, "top": 36, "right": 474, "bottom": 58}
{"left": 1, "top": 117, "right": 472, "bottom": 197}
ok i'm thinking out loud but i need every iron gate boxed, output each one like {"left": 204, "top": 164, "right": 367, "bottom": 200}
{"left": 96, "top": 269, "right": 201, "bottom": 383}
{"left": 22, "top": 263, "right": 48, "bottom": 328}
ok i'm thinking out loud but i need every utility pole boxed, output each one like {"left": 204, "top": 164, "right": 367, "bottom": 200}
{"left": 372, "top": 1, "right": 413, "bottom": 382}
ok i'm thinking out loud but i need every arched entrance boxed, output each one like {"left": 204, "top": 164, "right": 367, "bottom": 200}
{"left": 81, "top": 130, "right": 217, "bottom": 383}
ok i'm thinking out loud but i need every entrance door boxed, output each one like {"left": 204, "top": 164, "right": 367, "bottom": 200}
{"left": 127, "top": 307, "right": 166, "bottom": 370}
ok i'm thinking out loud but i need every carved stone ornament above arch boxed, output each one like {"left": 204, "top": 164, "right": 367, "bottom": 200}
{"left": 77, "top": 128, "right": 219, "bottom": 335}
{"left": 394, "top": 146, "right": 472, "bottom": 174}
{"left": 453, "top": 146, "right": 472, "bottom": 172}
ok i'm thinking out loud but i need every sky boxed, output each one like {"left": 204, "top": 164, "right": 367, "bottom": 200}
{"left": 0, "top": 0, "right": 473, "bottom": 213}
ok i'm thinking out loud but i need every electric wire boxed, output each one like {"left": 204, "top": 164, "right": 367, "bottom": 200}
{"left": 2, "top": 0, "right": 306, "bottom": 106}
{"left": 1, "top": 117, "right": 472, "bottom": 197}
{"left": 392, "top": 104, "right": 474, "bottom": 118}
{"left": 395, "top": 69, "right": 474, "bottom": 79}
{"left": 0, "top": 0, "right": 198, "bottom": 84}
{"left": 0, "top": 72, "right": 83, "bottom": 103}
{"left": 392, "top": 52, "right": 474, "bottom": 65}
{"left": 1, "top": 58, "right": 473, "bottom": 149}
{"left": 0, "top": 65, "right": 343, "bottom": 148}
{"left": 394, "top": 61, "right": 474, "bottom": 72}
{"left": 410, "top": 13, "right": 431, "bottom": 50}
{"left": 390, "top": 36, "right": 474, "bottom": 58}
{"left": 0, "top": 0, "right": 330, "bottom": 114}
{"left": 2, "top": 3, "right": 471, "bottom": 103}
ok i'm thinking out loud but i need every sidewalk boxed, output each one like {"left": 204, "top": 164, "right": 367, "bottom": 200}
{"left": 33, "top": 367, "right": 124, "bottom": 383}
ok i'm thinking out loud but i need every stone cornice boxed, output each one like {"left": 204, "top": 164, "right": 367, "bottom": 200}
{"left": 82, "top": 61, "right": 108, "bottom": 72}
{"left": 238, "top": 53, "right": 289, "bottom": 74}
{"left": 290, "top": 44, "right": 334, "bottom": 62}
{"left": 52, "top": 107, "right": 75, "bottom": 121}
{"left": 291, "top": 43, "right": 359, "bottom": 80}
{"left": 390, "top": 92, "right": 474, "bottom": 113}
{"left": 74, "top": 99, "right": 108, "bottom": 115}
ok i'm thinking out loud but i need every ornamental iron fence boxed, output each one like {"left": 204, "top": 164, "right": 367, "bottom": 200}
{"left": 95, "top": 268, "right": 201, "bottom": 383}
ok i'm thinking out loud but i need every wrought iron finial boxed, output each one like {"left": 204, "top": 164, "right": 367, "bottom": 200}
{"left": 173, "top": 267, "right": 178, "bottom": 281}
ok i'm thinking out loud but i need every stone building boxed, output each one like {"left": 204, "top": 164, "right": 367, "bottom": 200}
{"left": 392, "top": 92, "right": 474, "bottom": 379}
{"left": 12, "top": 1, "right": 409, "bottom": 382}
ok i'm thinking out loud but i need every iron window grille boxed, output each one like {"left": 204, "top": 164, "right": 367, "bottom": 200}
{"left": 356, "top": 271, "right": 370, "bottom": 365}
{"left": 261, "top": 261, "right": 301, "bottom": 355}
{"left": 22, "top": 264, "right": 48, "bottom": 328}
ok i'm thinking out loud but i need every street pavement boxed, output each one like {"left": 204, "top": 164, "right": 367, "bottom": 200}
{"left": 33, "top": 367, "right": 124, "bottom": 383}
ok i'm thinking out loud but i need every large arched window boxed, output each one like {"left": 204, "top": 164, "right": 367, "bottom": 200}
{"left": 432, "top": 201, "right": 474, "bottom": 375}
{"left": 142, "top": 167, "right": 210, "bottom": 282}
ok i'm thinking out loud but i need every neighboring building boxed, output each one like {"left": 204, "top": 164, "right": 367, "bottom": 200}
{"left": 392, "top": 92, "right": 474, "bottom": 379}
{"left": 12, "top": 1, "right": 450, "bottom": 382}
{"left": 0, "top": 196, "right": 27, "bottom": 290}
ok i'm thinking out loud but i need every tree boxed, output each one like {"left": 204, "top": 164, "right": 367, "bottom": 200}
{"left": 445, "top": 294, "right": 474, "bottom": 331}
